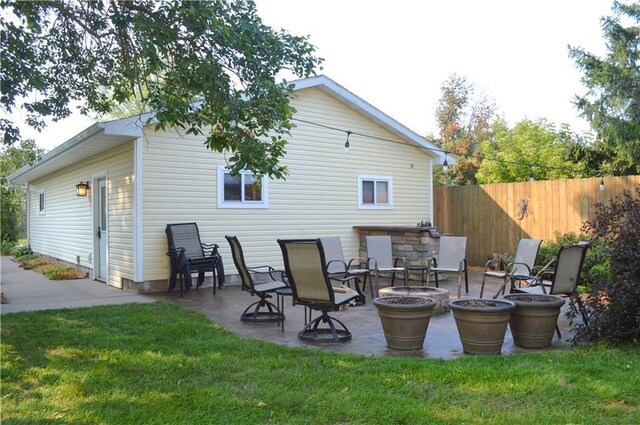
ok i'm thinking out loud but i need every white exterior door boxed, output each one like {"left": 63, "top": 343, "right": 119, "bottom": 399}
{"left": 96, "top": 179, "right": 108, "bottom": 281}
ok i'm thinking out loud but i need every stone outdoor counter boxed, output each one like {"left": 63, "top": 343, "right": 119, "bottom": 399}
{"left": 353, "top": 225, "right": 443, "bottom": 281}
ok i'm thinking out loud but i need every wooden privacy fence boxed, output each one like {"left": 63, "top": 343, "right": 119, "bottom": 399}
{"left": 433, "top": 175, "right": 640, "bottom": 266}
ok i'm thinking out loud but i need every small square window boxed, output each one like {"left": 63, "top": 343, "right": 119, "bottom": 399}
{"left": 358, "top": 175, "right": 392, "bottom": 209}
{"left": 217, "top": 167, "right": 268, "bottom": 208}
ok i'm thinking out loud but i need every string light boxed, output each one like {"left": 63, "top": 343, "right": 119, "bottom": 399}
{"left": 599, "top": 178, "right": 605, "bottom": 192}
{"left": 344, "top": 130, "right": 351, "bottom": 154}
{"left": 289, "top": 117, "right": 606, "bottom": 183}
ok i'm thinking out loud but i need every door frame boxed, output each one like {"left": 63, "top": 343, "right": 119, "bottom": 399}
{"left": 92, "top": 172, "right": 109, "bottom": 284}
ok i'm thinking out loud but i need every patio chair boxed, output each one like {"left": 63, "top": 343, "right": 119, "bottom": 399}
{"left": 320, "top": 236, "right": 371, "bottom": 299}
{"left": 366, "top": 235, "right": 407, "bottom": 293}
{"left": 166, "top": 222, "right": 224, "bottom": 296}
{"left": 514, "top": 243, "right": 591, "bottom": 337}
{"left": 479, "top": 238, "right": 542, "bottom": 298}
{"left": 226, "top": 235, "right": 289, "bottom": 324}
{"left": 426, "top": 236, "right": 468, "bottom": 298}
{"left": 278, "top": 238, "right": 365, "bottom": 343}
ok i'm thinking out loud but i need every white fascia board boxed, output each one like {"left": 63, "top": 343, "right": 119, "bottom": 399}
{"left": 290, "top": 75, "right": 444, "bottom": 160}
{"left": 7, "top": 115, "right": 150, "bottom": 185}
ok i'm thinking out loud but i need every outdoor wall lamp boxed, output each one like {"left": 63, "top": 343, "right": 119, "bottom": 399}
{"left": 76, "top": 181, "right": 90, "bottom": 197}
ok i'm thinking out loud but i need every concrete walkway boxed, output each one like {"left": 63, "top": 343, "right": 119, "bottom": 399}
{"left": 0, "top": 255, "right": 153, "bottom": 314}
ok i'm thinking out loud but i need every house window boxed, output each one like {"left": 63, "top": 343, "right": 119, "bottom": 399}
{"left": 38, "top": 190, "right": 46, "bottom": 214}
{"left": 217, "top": 167, "right": 268, "bottom": 208}
{"left": 358, "top": 175, "right": 392, "bottom": 209}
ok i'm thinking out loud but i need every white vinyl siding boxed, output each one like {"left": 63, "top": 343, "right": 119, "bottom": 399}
{"left": 141, "top": 86, "right": 432, "bottom": 280}
{"left": 28, "top": 143, "right": 134, "bottom": 288}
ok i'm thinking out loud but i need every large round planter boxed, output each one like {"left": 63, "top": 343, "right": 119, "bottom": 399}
{"left": 503, "top": 294, "right": 566, "bottom": 348}
{"left": 374, "top": 295, "right": 436, "bottom": 350}
{"left": 378, "top": 286, "right": 450, "bottom": 315}
{"left": 449, "top": 298, "right": 516, "bottom": 355}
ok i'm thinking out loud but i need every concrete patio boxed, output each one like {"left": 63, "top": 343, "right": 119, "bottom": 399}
{"left": 148, "top": 270, "right": 575, "bottom": 360}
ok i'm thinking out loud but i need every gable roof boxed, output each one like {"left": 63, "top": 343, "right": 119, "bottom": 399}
{"left": 291, "top": 75, "right": 442, "bottom": 159}
{"left": 9, "top": 76, "right": 443, "bottom": 185}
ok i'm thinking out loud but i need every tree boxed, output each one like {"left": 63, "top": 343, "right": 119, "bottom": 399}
{"left": 433, "top": 74, "right": 496, "bottom": 186}
{"left": 569, "top": 1, "right": 640, "bottom": 172}
{"left": 476, "top": 119, "right": 586, "bottom": 183}
{"left": 1, "top": 139, "right": 45, "bottom": 242}
{"left": 1, "top": 0, "right": 322, "bottom": 179}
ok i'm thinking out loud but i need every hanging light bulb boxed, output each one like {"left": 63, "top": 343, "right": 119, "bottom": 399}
{"left": 442, "top": 154, "right": 449, "bottom": 173}
{"left": 599, "top": 178, "right": 605, "bottom": 192}
{"left": 344, "top": 131, "right": 351, "bottom": 154}
{"left": 529, "top": 165, "right": 534, "bottom": 183}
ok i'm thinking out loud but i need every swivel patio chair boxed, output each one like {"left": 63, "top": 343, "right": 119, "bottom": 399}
{"left": 320, "top": 236, "right": 371, "bottom": 299}
{"left": 225, "top": 235, "right": 288, "bottom": 324}
{"left": 366, "top": 235, "right": 407, "bottom": 293}
{"left": 166, "top": 222, "right": 224, "bottom": 296}
{"left": 426, "top": 236, "right": 468, "bottom": 298}
{"left": 480, "top": 238, "right": 542, "bottom": 298}
{"left": 514, "top": 243, "right": 591, "bottom": 337}
{"left": 278, "top": 238, "right": 365, "bottom": 343}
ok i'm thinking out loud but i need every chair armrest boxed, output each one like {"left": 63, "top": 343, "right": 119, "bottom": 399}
{"left": 509, "top": 262, "right": 533, "bottom": 275}
{"left": 247, "top": 265, "right": 284, "bottom": 282}
{"left": 347, "top": 257, "right": 369, "bottom": 270}
{"left": 484, "top": 258, "right": 505, "bottom": 272}
{"left": 330, "top": 274, "right": 366, "bottom": 300}
{"left": 201, "top": 243, "right": 220, "bottom": 257}
{"left": 327, "top": 260, "right": 348, "bottom": 274}
{"left": 393, "top": 257, "right": 407, "bottom": 268}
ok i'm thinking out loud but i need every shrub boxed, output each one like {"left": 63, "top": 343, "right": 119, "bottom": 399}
{"left": 1, "top": 240, "right": 14, "bottom": 255}
{"left": 576, "top": 186, "right": 640, "bottom": 345}
{"left": 10, "top": 243, "right": 31, "bottom": 258}
{"left": 42, "top": 265, "right": 86, "bottom": 280}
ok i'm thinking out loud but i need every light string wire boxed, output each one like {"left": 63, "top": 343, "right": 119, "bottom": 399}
{"left": 290, "top": 117, "right": 581, "bottom": 176}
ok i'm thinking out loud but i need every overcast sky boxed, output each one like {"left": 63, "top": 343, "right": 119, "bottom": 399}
{"left": 17, "top": 0, "right": 614, "bottom": 151}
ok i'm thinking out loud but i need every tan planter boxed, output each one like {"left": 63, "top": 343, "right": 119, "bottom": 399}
{"left": 378, "top": 286, "right": 450, "bottom": 314}
{"left": 449, "top": 299, "right": 516, "bottom": 355}
{"left": 503, "top": 294, "right": 566, "bottom": 348}
{"left": 374, "top": 296, "right": 436, "bottom": 350}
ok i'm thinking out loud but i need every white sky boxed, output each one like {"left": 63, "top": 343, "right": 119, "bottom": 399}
{"left": 17, "top": 0, "right": 613, "bottom": 151}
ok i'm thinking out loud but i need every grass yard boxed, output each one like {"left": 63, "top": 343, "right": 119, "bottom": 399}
{"left": 1, "top": 302, "right": 638, "bottom": 424}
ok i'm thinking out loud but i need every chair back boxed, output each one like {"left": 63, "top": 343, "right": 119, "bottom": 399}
{"left": 319, "top": 236, "right": 346, "bottom": 274}
{"left": 511, "top": 238, "right": 542, "bottom": 276}
{"left": 278, "top": 239, "right": 335, "bottom": 308}
{"left": 366, "top": 236, "right": 395, "bottom": 269}
{"left": 437, "top": 236, "right": 467, "bottom": 269}
{"left": 166, "top": 223, "right": 204, "bottom": 258}
{"left": 549, "top": 244, "right": 589, "bottom": 295}
{"left": 225, "top": 236, "right": 254, "bottom": 291}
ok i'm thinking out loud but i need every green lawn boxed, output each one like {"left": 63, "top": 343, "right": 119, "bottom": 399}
{"left": 1, "top": 302, "right": 638, "bottom": 424}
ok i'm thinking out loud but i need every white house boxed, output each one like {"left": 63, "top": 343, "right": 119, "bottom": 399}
{"left": 8, "top": 75, "right": 444, "bottom": 292}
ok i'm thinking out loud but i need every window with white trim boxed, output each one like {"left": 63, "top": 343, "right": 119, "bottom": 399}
{"left": 358, "top": 175, "right": 392, "bottom": 209}
{"left": 217, "top": 167, "right": 268, "bottom": 208}
{"left": 38, "top": 190, "right": 46, "bottom": 214}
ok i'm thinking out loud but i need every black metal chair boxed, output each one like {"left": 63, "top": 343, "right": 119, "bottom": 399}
{"left": 225, "top": 235, "right": 288, "bottom": 324}
{"left": 166, "top": 223, "right": 224, "bottom": 296}
{"left": 278, "top": 238, "right": 365, "bottom": 343}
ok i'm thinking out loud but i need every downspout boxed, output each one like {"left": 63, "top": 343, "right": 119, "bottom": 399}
{"left": 133, "top": 137, "right": 144, "bottom": 282}
{"left": 429, "top": 158, "right": 435, "bottom": 227}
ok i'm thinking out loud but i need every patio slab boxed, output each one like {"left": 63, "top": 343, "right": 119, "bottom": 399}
{"left": 148, "top": 271, "right": 575, "bottom": 360}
